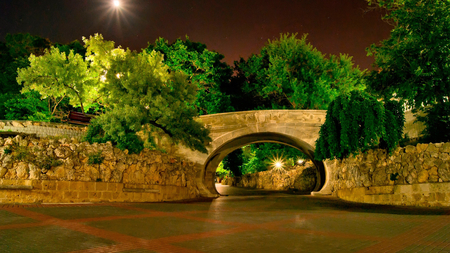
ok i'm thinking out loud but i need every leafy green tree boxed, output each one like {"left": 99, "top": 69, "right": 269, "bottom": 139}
{"left": 229, "top": 33, "right": 365, "bottom": 111}
{"left": 366, "top": 0, "right": 450, "bottom": 142}
{"left": 221, "top": 149, "right": 244, "bottom": 177}
{"left": 2, "top": 91, "right": 51, "bottom": 121}
{"left": 240, "top": 143, "right": 307, "bottom": 174}
{"left": 84, "top": 35, "right": 211, "bottom": 153}
{"left": 55, "top": 40, "right": 87, "bottom": 59}
{"left": 16, "top": 46, "right": 100, "bottom": 114}
{"left": 146, "top": 37, "right": 233, "bottom": 114}
{"left": 416, "top": 103, "right": 450, "bottom": 143}
{"left": 224, "top": 33, "right": 365, "bottom": 174}
{"left": 315, "top": 91, "right": 404, "bottom": 160}
{"left": 0, "top": 33, "right": 51, "bottom": 94}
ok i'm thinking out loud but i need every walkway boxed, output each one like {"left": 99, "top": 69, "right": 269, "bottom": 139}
{"left": 1, "top": 185, "right": 449, "bottom": 253}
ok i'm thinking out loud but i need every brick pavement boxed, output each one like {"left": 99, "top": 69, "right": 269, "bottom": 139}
{"left": 0, "top": 184, "right": 449, "bottom": 253}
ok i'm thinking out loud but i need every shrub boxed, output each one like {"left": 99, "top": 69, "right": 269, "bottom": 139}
{"left": 88, "top": 151, "right": 104, "bottom": 165}
{"left": 84, "top": 120, "right": 144, "bottom": 154}
{"left": 417, "top": 102, "right": 450, "bottom": 143}
{"left": 315, "top": 91, "right": 404, "bottom": 160}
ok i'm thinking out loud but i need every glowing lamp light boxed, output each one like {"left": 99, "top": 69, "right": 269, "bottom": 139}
{"left": 269, "top": 153, "right": 286, "bottom": 171}
{"left": 271, "top": 158, "right": 285, "bottom": 171}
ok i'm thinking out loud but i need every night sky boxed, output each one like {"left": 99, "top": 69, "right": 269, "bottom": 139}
{"left": 1, "top": 0, "right": 392, "bottom": 69}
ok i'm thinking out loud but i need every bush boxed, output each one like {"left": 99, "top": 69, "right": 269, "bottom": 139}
{"left": 88, "top": 151, "right": 104, "bottom": 165}
{"left": 2, "top": 91, "right": 52, "bottom": 121}
{"left": 84, "top": 119, "right": 144, "bottom": 154}
{"left": 417, "top": 102, "right": 450, "bottom": 143}
{"left": 315, "top": 91, "right": 404, "bottom": 160}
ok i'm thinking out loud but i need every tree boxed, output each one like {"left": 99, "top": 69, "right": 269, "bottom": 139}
{"left": 146, "top": 37, "right": 233, "bottom": 114}
{"left": 315, "top": 91, "right": 404, "bottom": 160}
{"left": 55, "top": 40, "right": 87, "bottom": 59}
{"left": 223, "top": 33, "right": 365, "bottom": 174}
{"left": 229, "top": 33, "right": 365, "bottom": 111}
{"left": 84, "top": 35, "right": 211, "bottom": 153}
{"left": 240, "top": 143, "right": 307, "bottom": 174}
{"left": 16, "top": 46, "right": 100, "bottom": 115}
{"left": 1, "top": 91, "right": 51, "bottom": 121}
{"left": 366, "top": 0, "right": 450, "bottom": 142}
{"left": 0, "top": 33, "right": 51, "bottom": 94}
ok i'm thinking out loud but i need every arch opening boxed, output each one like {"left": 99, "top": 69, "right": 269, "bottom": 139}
{"left": 203, "top": 132, "right": 326, "bottom": 196}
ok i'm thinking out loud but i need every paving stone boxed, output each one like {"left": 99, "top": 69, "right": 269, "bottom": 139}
{"left": 0, "top": 184, "right": 448, "bottom": 253}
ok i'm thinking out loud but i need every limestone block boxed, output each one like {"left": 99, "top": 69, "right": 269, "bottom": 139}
{"left": 54, "top": 147, "right": 71, "bottom": 159}
{"left": 418, "top": 170, "right": 429, "bottom": 183}
{"left": 429, "top": 166, "right": 439, "bottom": 182}
{"left": 441, "top": 143, "right": 450, "bottom": 153}
{"left": 427, "top": 144, "right": 439, "bottom": 153}
{"left": 404, "top": 145, "right": 416, "bottom": 153}
{"left": 0, "top": 167, "right": 7, "bottom": 178}
{"left": 438, "top": 162, "right": 450, "bottom": 181}
{"left": 439, "top": 153, "right": 450, "bottom": 161}
{"left": 11, "top": 121, "right": 24, "bottom": 128}
{"left": 28, "top": 164, "right": 40, "bottom": 180}
{"left": 16, "top": 162, "right": 29, "bottom": 179}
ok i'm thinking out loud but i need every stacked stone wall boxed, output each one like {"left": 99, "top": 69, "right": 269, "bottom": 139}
{"left": 222, "top": 162, "right": 317, "bottom": 192}
{"left": 0, "top": 120, "right": 86, "bottom": 138}
{"left": 329, "top": 142, "right": 450, "bottom": 207}
{"left": 0, "top": 135, "right": 201, "bottom": 204}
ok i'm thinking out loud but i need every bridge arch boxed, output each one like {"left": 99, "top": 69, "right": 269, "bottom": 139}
{"left": 202, "top": 131, "right": 326, "bottom": 195}
{"left": 173, "top": 110, "right": 331, "bottom": 198}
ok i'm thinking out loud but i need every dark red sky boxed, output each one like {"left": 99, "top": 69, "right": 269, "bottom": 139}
{"left": 0, "top": 0, "right": 392, "bottom": 69}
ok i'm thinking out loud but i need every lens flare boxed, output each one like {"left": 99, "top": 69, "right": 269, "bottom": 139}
{"left": 113, "top": 0, "right": 120, "bottom": 7}
{"left": 270, "top": 154, "right": 285, "bottom": 171}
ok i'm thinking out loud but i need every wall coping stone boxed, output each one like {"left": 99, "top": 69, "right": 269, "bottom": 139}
{"left": 123, "top": 188, "right": 160, "bottom": 193}
{"left": 0, "top": 185, "right": 33, "bottom": 190}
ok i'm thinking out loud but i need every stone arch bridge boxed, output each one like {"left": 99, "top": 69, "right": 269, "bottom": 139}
{"left": 172, "top": 110, "right": 332, "bottom": 198}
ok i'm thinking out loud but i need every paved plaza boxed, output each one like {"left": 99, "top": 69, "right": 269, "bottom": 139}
{"left": 0, "top": 184, "right": 450, "bottom": 253}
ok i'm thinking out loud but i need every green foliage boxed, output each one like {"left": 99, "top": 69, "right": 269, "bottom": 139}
{"left": 83, "top": 34, "right": 211, "bottom": 153}
{"left": 315, "top": 91, "right": 405, "bottom": 160}
{"left": 11, "top": 146, "right": 29, "bottom": 162}
{"left": 1, "top": 91, "right": 52, "bottom": 121}
{"left": 146, "top": 37, "right": 233, "bottom": 114}
{"left": 55, "top": 40, "right": 87, "bottom": 58}
{"left": 88, "top": 151, "right": 104, "bottom": 165}
{"left": 366, "top": 0, "right": 450, "bottom": 142}
{"left": 7, "top": 144, "right": 61, "bottom": 170}
{"left": 3, "top": 147, "right": 12, "bottom": 154}
{"left": 417, "top": 102, "right": 450, "bottom": 143}
{"left": 240, "top": 143, "right": 306, "bottom": 175}
{"left": 229, "top": 33, "right": 365, "bottom": 111}
{"left": 390, "top": 172, "right": 399, "bottom": 181}
{"left": 0, "top": 33, "right": 52, "bottom": 95}
{"left": 84, "top": 120, "right": 144, "bottom": 154}
{"left": 37, "top": 156, "right": 62, "bottom": 171}
{"left": 215, "top": 162, "right": 230, "bottom": 179}
{"left": 16, "top": 46, "right": 100, "bottom": 114}
{"left": 222, "top": 149, "right": 244, "bottom": 177}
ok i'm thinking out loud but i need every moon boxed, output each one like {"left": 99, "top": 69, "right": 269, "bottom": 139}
{"left": 113, "top": 0, "right": 120, "bottom": 7}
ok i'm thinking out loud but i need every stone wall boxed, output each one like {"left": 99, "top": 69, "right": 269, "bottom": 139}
{"left": 0, "top": 120, "right": 86, "bottom": 138}
{"left": 329, "top": 143, "right": 450, "bottom": 207}
{"left": 0, "top": 135, "right": 201, "bottom": 204}
{"left": 222, "top": 162, "right": 318, "bottom": 192}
